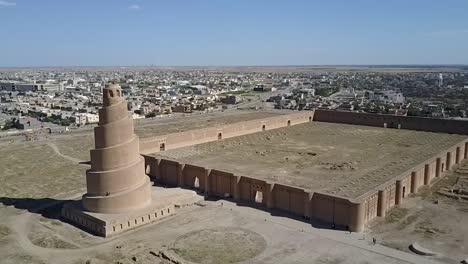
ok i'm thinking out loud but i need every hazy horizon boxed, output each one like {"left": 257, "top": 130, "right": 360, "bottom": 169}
{"left": 1, "top": 64, "right": 468, "bottom": 69}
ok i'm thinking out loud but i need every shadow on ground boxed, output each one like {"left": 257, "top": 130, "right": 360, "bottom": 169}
{"left": 0, "top": 197, "right": 71, "bottom": 220}
{"left": 231, "top": 199, "right": 348, "bottom": 231}
{"left": 155, "top": 182, "right": 348, "bottom": 232}
{"left": 1, "top": 181, "right": 348, "bottom": 233}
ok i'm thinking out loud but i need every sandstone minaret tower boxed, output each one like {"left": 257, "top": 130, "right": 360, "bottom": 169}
{"left": 62, "top": 82, "right": 196, "bottom": 237}
{"left": 82, "top": 83, "right": 152, "bottom": 213}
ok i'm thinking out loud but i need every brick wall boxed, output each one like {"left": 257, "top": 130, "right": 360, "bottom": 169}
{"left": 140, "top": 111, "right": 468, "bottom": 232}
{"left": 139, "top": 111, "right": 314, "bottom": 154}
{"left": 313, "top": 110, "right": 468, "bottom": 135}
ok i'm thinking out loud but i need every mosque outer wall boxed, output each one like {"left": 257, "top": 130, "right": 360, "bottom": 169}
{"left": 141, "top": 111, "right": 468, "bottom": 232}
{"left": 139, "top": 111, "right": 314, "bottom": 154}
{"left": 313, "top": 109, "right": 468, "bottom": 135}
{"left": 143, "top": 138, "right": 467, "bottom": 232}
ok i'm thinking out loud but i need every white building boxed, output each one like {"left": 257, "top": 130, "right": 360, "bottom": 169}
{"left": 176, "top": 80, "right": 191, "bottom": 86}
{"left": 75, "top": 113, "right": 99, "bottom": 126}
{"left": 369, "top": 90, "right": 405, "bottom": 104}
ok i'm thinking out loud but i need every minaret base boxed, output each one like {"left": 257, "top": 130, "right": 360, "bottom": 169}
{"left": 61, "top": 187, "right": 202, "bottom": 237}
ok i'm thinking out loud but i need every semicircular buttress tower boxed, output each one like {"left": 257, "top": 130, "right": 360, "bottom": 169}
{"left": 82, "top": 83, "right": 152, "bottom": 213}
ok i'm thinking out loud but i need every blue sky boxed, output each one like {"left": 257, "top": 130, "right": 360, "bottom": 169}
{"left": 1, "top": 0, "right": 467, "bottom": 66}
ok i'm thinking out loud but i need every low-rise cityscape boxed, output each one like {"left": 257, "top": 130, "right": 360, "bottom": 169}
{"left": 2, "top": 67, "right": 468, "bottom": 135}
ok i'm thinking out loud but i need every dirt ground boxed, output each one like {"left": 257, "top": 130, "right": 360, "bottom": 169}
{"left": 172, "top": 227, "right": 267, "bottom": 264}
{"left": 1, "top": 111, "right": 467, "bottom": 264}
{"left": 0, "top": 110, "right": 281, "bottom": 263}
{"left": 370, "top": 162, "right": 468, "bottom": 264}
{"left": 0, "top": 142, "right": 86, "bottom": 200}
{"left": 156, "top": 121, "right": 466, "bottom": 199}
{"left": 0, "top": 191, "right": 444, "bottom": 264}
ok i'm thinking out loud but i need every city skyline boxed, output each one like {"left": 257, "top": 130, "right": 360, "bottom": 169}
{"left": 1, "top": 0, "right": 468, "bottom": 67}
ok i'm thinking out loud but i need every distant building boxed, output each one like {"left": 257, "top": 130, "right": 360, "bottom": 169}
{"left": 369, "top": 90, "right": 405, "bottom": 104}
{"left": 140, "top": 102, "right": 158, "bottom": 116}
{"left": 298, "top": 88, "right": 316, "bottom": 97}
{"left": 176, "top": 80, "right": 191, "bottom": 87}
{"left": 1, "top": 82, "right": 39, "bottom": 92}
{"left": 75, "top": 113, "right": 99, "bottom": 126}
{"left": 190, "top": 85, "right": 207, "bottom": 95}
{"left": 173, "top": 104, "right": 192, "bottom": 113}
{"left": 220, "top": 95, "right": 242, "bottom": 105}
{"left": 253, "top": 83, "right": 274, "bottom": 92}
{"left": 0, "top": 82, "right": 59, "bottom": 92}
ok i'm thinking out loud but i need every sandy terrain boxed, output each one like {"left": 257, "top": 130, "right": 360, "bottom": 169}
{"left": 156, "top": 122, "right": 466, "bottom": 198}
{"left": 370, "top": 162, "right": 468, "bottom": 264}
{"left": 172, "top": 227, "right": 267, "bottom": 264}
{"left": 0, "top": 142, "right": 86, "bottom": 200}
{"left": 1, "top": 111, "right": 467, "bottom": 264}
{"left": 0, "top": 191, "right": 445, "bottom": 264}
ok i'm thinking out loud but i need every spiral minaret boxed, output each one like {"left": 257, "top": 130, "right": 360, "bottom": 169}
{"left": 82, "top": 83, "right": 151, "bottom": 214}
